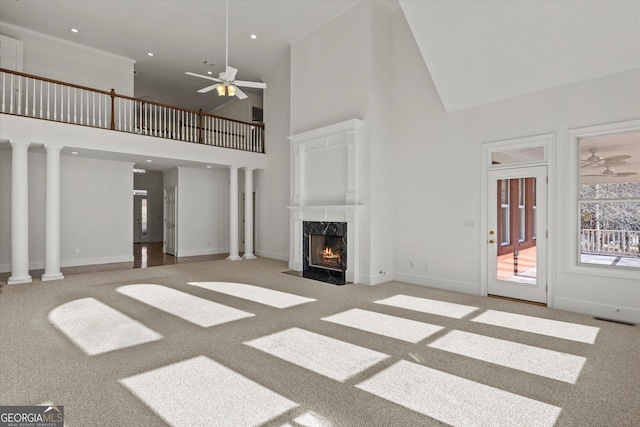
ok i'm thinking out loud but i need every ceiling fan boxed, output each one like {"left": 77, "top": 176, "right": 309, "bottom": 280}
{"left": 582, "top": 163, "right": 638, "bottom": 178}
{"left": 185, "top": 0, "right": 266, "bottom": 100}
{"left": 581, "top": 148, "right": 631, "bottom": 167}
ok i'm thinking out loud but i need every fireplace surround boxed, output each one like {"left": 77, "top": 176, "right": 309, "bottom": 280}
{"left": 303, "top": 221, "right": 347, "bottom": 285}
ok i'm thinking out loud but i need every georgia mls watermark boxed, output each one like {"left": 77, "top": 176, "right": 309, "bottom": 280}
{"left": 0, "top": 406, "right": 64, "bottom": 427}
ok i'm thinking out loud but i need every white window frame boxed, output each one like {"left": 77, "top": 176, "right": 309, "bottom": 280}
{"left": 567, "top": 118, "right": 640, "bottom": 279}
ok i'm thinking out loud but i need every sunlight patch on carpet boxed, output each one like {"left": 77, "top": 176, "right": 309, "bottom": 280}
{"left": 428, "top": 330, "right": 587, "bottom": 383}
{"left": 321, "top": 308, "right": 444, "bottom": 343}
{"left": 375, "top": 295, "right": 479, "bottom": 319}
{"left": 117, "top": 284, "right": 253, "bottom": 327}
{"left": 188, "top": 281, "right": 316, "bottom": 308}
{"left": 472, "top": 310, "right": 600, "bottom": 343}
{"left": 120, "top": 356, "right": 297, "bottom": 427}
{"left": 48, "top": 297, "right": 162, "bottom": 356}
{"left": 244, "top": 328, "right": 389, "bottom": 382}
{"left": 356, "top": 360, "right": 561, "bottom": 427}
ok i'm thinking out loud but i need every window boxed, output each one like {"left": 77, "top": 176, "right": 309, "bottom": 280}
{"left": 500, "top": 179, "right": 510, "bottom": 245}
{"left": 579, "top": 132, "right": 640, "bottom": 269}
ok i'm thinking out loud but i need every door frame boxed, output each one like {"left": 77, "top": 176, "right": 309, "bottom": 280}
{"left": 480, "top": 133, "right": 556, "bottom": 307}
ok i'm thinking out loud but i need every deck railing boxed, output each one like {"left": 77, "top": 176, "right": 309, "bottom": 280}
{"left": 581, "top": 229, "right": 640, "bottom": 257}
{"left": 0, "top": 68, "right": 265, "bottom": 153}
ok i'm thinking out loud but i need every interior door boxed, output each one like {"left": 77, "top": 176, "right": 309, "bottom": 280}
{"left": 164, "top": 187, "right": 176, "bottom": 255}
{"left": 134, "top": 195, "right": 150, "bottom": 243}
{"left": 488, "top": 166, "right": 547, "bottom": 303}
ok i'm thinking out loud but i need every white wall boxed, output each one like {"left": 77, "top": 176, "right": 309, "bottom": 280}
{"left": 289, "top": 1, "right": 395, "bottom": 284}
{"left": 255, "top": 63, "right": 291, "bottom": 261}
{"left": 60, "top": 156, "right": 133, "bottom": 266}
{"left": 391, "top": 8, "right": 640, "bottom": 321}
{"left": 211, "top": 93, "right": 263, "bottom": 123}
{"left": 0, "top": 22, "right": 135, "bottom": 95}
{"left": 176, "top": 167, "right": 229, "bottom": 257}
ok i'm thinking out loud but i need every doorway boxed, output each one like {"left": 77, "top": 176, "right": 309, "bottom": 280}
{"left": 487, "top": 166, "right": 547, "bottom": 303}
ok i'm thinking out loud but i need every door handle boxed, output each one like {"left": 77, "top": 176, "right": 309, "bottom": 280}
{"left": 488, "top": 239, "right": 495, "bottom": 244}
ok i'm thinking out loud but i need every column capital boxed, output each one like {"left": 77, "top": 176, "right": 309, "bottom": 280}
{"left": 9, "top": 141, "right": 30, "bottom": 149}
{"left": 44, "top": 144, "right": 63, "bottom": 152}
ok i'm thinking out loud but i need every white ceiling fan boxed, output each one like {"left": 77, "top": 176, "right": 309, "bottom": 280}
{"left": 581, "top": 148, "right": 631, "bottom": 167}
{"left": 582, "top": 163, "right": 638, "bottom": 178}
{"left": 185, "top": 0, "right": 266, "bottom": 100}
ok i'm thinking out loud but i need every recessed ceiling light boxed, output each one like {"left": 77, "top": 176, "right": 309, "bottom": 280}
{"left": 147, "top": 52, "right": 154, "bottom": 57}
{"left": 250, "top": 34, "right": 257, "bottom": 39}
{"left": 70, "top": 151, "right": 79, "bottom": 155}
{"left": 207, "top": 71, "right": 213, "bottom": 75}
{"left": 146, "top": 159, "right": 153, "bottom": 163}
{"left": 206, "top": 165, "right": 212, "bottom": 169}
{"left": 70, "top": 28, "right": 79, "bottom": 33}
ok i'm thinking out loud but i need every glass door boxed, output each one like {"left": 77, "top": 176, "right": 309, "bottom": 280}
{"left": 488, "top": 166, "right": 547, "bottom": 303}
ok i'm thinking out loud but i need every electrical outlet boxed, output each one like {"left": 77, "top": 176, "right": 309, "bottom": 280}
{"left": 424, "top": 262, "right": 428, "bottom": 270}
{"left": 75, "top": 248, "right": 80, "bottom": 254}
{"left": 409, "top": 260, "right": 414, "bottom": 268}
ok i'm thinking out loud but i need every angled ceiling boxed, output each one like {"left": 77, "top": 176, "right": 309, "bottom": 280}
{"left": 1, "top": 0, "right": 639, "bottom": 113}
{"left": 400, "top": 0, "right": 640, "bottom": 111}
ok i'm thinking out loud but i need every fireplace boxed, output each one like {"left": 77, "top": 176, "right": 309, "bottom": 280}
{"left": 303, "top": 221, "right": 347, "bottom": 285}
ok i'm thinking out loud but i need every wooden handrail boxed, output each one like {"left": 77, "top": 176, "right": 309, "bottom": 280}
{"left": 0, "top": 68, "right": 265, "bottom": 153}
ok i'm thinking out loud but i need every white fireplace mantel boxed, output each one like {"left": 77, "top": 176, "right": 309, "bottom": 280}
{"left": 288, "top": 119, "right": 365, "bottom": 283}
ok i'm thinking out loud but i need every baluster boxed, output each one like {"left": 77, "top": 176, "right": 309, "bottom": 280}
{"left": 1, "top": 72, "right": 5, "bottom": 113}
{"left": 18, "top": 77, "right": 26, "bottom": 115}
{"left": 24, "top": 77, "right": 29, "bottom": 116}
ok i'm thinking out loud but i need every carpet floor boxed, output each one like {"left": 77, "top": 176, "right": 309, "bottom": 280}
{"left": 0, "top": 258, "right": 638, "bottom": 426}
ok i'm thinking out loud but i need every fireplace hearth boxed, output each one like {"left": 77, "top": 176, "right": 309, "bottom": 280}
{"left": 303, "top": 222, "right": 347, "bottom": 285}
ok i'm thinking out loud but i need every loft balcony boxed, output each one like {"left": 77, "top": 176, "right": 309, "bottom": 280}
{"left": 0, "top": 68, "right": 264, "bottom": 154}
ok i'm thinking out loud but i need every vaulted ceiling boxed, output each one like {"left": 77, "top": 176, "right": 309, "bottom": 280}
{"left": 1, "top": 0, "right": 639, "bottom": 113}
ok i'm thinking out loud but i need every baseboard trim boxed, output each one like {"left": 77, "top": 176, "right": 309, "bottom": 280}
{"left": 393, "top": 272, "right": 480, "bottom": 295}
{"left": 359, "top": 272, "right": 394, "bottom": 286}
{"left": 60, "top": 255, "right": 134, "bottom": 268}
{"left": 256, "top": 250, "right": 289, "bottom": 262}
{"left": 178, "top": 248, "right": 228, "bottom": 257}
{"left": 554, "top": 296, "right": 640, "bottom": 324}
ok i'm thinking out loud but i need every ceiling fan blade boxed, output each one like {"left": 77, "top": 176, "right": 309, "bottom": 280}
{"left": 613, "top": 172, "right": 638, "bottom": 177}
{"left": 225, "top": 66, "right": 238, "bottom": 82}
{"left": 233, "top": 86, "right": 248, "bottom": 99}
{"left": 581, "top": 174, "right": 603, "bottom": 177}
{"left": 185, "top": 71, "right": 221, "bottom": 83}
{"left": 603, "top": 155, "right": 631, "bottom": 161}
{"left": 234, "top": 80, "right": 267, "bottom": 89}
{"left": 198, "top": 83, "right": 221, "bottom": 94}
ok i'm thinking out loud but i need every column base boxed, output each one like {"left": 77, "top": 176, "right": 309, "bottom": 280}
{"left": 7, "top": 275, "right": 32, "bottom": 285}
{"left": 243, "top": 254, "right": 257, "bottom": 260}
{"left": 42, "top": 272, "right": 65, "bottom": 282}
{"left": 227, "top": 255, "right": 242, "bottom": 261}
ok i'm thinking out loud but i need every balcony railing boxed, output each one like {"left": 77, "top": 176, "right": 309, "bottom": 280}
{"left": 581, "top": 229, "right": 640, "bottom": 257}
{"left": 0, "top": 68, "right": 264, "bottom": 153}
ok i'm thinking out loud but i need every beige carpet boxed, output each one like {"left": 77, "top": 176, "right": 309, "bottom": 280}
{"left": 0, "top": 257, "right": 638, "bottom": 426}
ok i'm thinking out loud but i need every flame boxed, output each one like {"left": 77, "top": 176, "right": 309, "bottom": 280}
{"left": 322, "top": 247, "right": 339, "bottom": 261}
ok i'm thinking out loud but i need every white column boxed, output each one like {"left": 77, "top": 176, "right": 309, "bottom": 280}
{"left": 227, "top": 165, "right": 241, "bottom": 261}
{"left": 42, "top": 145, "right": 64, "bottom": 281}
{"left": 8, "top": 141, "right": 32, "bottom": 285}
{"left": 243, "top": 167, "right": 256, "bottom": 259}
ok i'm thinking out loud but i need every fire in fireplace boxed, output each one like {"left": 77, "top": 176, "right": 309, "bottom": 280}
{"left": 309, "top": 235, "right": 344, "bottom": 271}
{"left": 303, "top": 221, "right": 347, "bottom": 285}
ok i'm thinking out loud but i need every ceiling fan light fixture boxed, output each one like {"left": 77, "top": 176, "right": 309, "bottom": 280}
{"left": 227, "top": 84, "right": 236, "bottom": 97}
{"left": 216, "top": 84, "right": 226, "bottom": 96}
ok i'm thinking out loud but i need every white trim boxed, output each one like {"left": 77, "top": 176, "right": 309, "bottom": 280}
{"left": 178, "top": 248, "right": 228, "bottom": 257}
{"left": 481, "top": 133, "right": 556, "bottom": 306}
{"left": 60, "top": 255, "right": 134, "bottom": 268}
{"left": 393, "top": 272, "right": 480, "bottom": 295}
{"left": 566, "top": 119, "right": 640, "bottom": 280}
{"left": 554, "top": 296, "right": 640, "bottom": 324}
